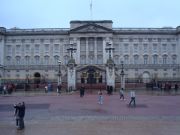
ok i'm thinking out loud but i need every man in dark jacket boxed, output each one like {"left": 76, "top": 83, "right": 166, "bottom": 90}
{"left": 14, "top": 102, "right": 25, "bottom": 130}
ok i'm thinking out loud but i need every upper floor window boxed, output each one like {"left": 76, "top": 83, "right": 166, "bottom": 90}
{"left": 25, "top": 45, "right": 30, "bottom": 52}
{"left": 114, "top": 55, "right": 119, "bottom": 64}
{"left": 6, "top": 56, "right": 11, "bottom": 65}
{"left": 97, "top": 38, "right": 103, "bottom": 52}
{"left": 153, "top": 55, "right": 158, "bottom": 64}
{"left": 54, "top": 55, "right": 59, "bottom": 65}
{"left": 88, "top": 55, "right": 94, "bottom": 64}
{"left": 124, "top": 44, "right": 129, "bottom": 53}
{"left": 162, "top": 44, "right": 167, "bottom": 53}
{"left": 44, "top": 56, "right": 49, "bottom": 65}
{"left": 134, "top": 55, "right": 139, "bottom": 64}
{"left": 34, "top": 56, "right": 40, "bottom": 65}
{"left": 172, "top": 55, "right": 177, "bottom": 64}
{"left": 54, "top": 44, "right": 59, "bottom": 53}
{"left": 172, "top": 44, "right": 176, "bottom": 53}
{"left": 124, "top": 55, "right": 129, "bottom": 64}
{"left": 16, "top": 56, "right": 21, "bottom": 65}
{"left": 44, "top": 44, "right": 49, "bottom": 52}
{"left": 97, "top": 55, "right": 103, "bottom": 64}
{"left": 88, "top": 38, "right": 94, "bottom": 51}
{"left": 35, "top": 44, "right": 40, "bottom": 53}
{"left": 143, "top": 55, "right": 148, "bottom": 64}
{"left": 25, "top": 56, "right": 30, "bottom": 65}
{"left": 133, "top": 44, "right": 138, "bottom": 53}
{"left": 16, "top": 45, "right": 21, "bottom": 53}
{"left": 162, "top": 55, "right": 168, "bottom": 64}
{"left": 143, "top": 44, "right": 148, "bottom": 53}
{"left": 80, "top": 55, "right": 86, "bottom": 64}
{"left": 6, "top": 45, "right": 12, "bottom": 54}
{"left": 153, "top": 44, "right": 158, "bottom": 53}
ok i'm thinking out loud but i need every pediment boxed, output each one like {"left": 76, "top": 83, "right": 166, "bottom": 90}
{"left": 70, "top": 23, "right": 113, "bottom": 33}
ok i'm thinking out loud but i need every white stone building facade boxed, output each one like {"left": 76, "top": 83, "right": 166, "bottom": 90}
{"left": 0, "top": 20, "right": 180, "bottom": 86}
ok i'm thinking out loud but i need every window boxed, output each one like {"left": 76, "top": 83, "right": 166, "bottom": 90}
{"left": 54, "top": 44, "right": 59, "bottom": 52}
{"left": 35, "top": 44, "right": 40, "bottom": 53}
{"left": 97, "top": 38, "right": 103, "bottom": 52}
{"left": 143, "top": 44, "right": 148, "bottom": 53}
{"left": 162, "top": 44, "right": 167, "bottom": 53}
{"left": 97, "top": 55, "right": 103, "bottom": 64}
{"left": 172, "top": 44, "right": 176, "bottom": 53}
{"left": 153, "top": 55, "right": 158, "bottom": 64}
{"left": 134, "top": 44, "right": 138, "bottom": 53}
{"left": 114, "top": 55, "right": 119, "bottom": 64}
{"left": 162, "top": 55, "right": 168, "bottom": 64}
{"left": 124, "top": 44, "right": 129, "bottom": 53}
{"left": 16, "top": 45, "right": 21, "bottom": 54}
{"left": 134, "top": 55, "right": 139, "bottom": 64}
{"left": 88, "top": 55, "right": 94, "bottom": 64}
{"left": 6, "top": 56, "right": 11, "bottom": 65}
{"left": 153, "top": 44, "right": 157, "bottom": 53}
{"left": 64, "top": 56, "right": 69, "bottom": 65}
{"left": 114, "top": 44, "right": 119, "bottom": 53}
{"left": 44, "top": 56, "right": 49, "bottom": 65}
{"left": 25, "top": 56, "right": 30, "bottom": 65}
{"left": 16, "top": 56, "right": 21, "bottom": 65}
{"left": 6, "top": 45, "right": 12, "bottom": 54}
{"left": 172, "top": 55, "right": 177, "bottom": 64}
{"left": 25, "top": 45, "right": 30, "bottom": 52}
{"left": 88, "top": 38, "right": 94, "bottom": 51}
{"left": 54, "top": 56, "right": 59, "bottom": 64}
{"left": 34, "top": 56, "right": 40, "bottom": 65}
{"left": 80, "top": 55, "right": 86, "bottom": 64}
{"left": 143, "top": 55, "right": 148, "bottom": 64}
{"left": 44, "top": 44, "right": 49, "bottom": 52}
{"left": 124, "top": 55, "right": 129, "bottom": 64}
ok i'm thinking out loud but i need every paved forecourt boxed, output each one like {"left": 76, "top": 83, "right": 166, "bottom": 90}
{"left": 0, "top": 91, "right": 180, "bottom": 135}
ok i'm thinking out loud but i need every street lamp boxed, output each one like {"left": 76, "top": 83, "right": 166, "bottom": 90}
{"left": 58, "top": 60, "right": 62, "bottom": 85}
{"left": 105, "top": 42, "right": 114, "bottom": 59}
{"left": 120, "top": 61, "right": 125, "bottom": 90}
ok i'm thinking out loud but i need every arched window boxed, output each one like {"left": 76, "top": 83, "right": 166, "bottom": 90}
{"left": 6, "top": 56, "right": 11, "bottom": 65}
{"left": 97, "top": 55, "right": 103, "bottom": 64}
{"left": 80, "top": 55, "right": 86, "bottom": 64}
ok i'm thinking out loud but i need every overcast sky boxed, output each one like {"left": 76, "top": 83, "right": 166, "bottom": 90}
{"left": 0, "top": 0, "right": 180, "bottom": 29}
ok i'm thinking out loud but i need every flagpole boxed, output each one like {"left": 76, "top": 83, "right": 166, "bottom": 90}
{"left": 90, "top": 0, "right": 93, "bottom": 20}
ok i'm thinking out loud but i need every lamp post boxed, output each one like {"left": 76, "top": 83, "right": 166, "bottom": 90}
{"left": 120, "top": 61, "right": 125, "bottom": 90}
{"left": 58, "top": 60, "right": 62, "bottom": 85}
{"left": 105, "top": 42, "right": 114, "bottom": 59}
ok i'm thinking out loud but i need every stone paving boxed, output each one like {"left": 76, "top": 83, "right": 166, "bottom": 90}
{"left": 0, "top": 90, "right": 180, "bottom": 135}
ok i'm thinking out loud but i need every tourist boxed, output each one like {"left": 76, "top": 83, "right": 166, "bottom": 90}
{"left": 119, "top": 88, "right": 125, "bottom": 100}
{"left": 129, "top": 91, "right": 136, "bottom": 107}
{"left": 98, "top": 89, "right": 103, "bottom": 104}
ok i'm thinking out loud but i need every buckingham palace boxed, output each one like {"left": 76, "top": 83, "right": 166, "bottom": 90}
{"left": 0, "top": 20, "right": 180, "bottom": 89}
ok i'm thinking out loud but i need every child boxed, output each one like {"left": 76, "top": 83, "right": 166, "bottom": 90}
{"left": 98, "top": 89, "right": 103, "bottom": 104}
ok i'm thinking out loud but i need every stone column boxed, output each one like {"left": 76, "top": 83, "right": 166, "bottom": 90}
{"left": 76, "top": 38, "right": 80, "bottom": 64}
{"left": 94, "top": 37, "right": 97, "bottom": 64}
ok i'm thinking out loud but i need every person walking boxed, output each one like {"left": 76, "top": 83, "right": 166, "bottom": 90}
{"left": 80, "top": 86, "right": 85, "bottom": 97}
{"left": 14, "top": 103, "right": 21, "bottom": 128}
{"left": 57, "top": 84, "right": 62, "bottom": 95}
{"left": 98, "top": 89, "right": 103, "bottom": 104}
{"left": 175, "top": 83, "right": 179, "bottom": 94}
{"left": 119, "top": 88, "right": 125, "bottom": 100}
{"left": 14, "top": 102, "right": 26, "bottom": 130}
{"left": 129, "top": 91, "right": 136, "bottom": 107}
